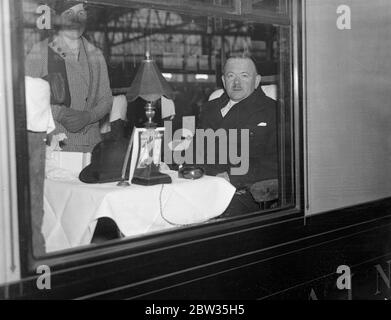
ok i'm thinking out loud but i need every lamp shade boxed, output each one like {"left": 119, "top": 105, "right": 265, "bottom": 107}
{"left": 126, "top": 53, "right": 174, "bottom": 102}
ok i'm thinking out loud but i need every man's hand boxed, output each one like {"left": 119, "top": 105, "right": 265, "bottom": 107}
{"left": 59, "top": 109, "right": 92, "bottom": 133}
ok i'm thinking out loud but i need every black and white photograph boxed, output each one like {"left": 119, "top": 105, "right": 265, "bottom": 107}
{"left": 0, "top": 0, "right": 391, "bottom": 305}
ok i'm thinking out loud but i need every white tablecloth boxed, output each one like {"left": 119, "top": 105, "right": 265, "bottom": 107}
{"left": 42, "top": 171, "right": 235, "bottom": 252}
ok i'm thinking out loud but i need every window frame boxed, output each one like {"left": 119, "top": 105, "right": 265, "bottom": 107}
{"left": 88, "top": 0, "right": 291, "bottom": 24}
{"left": 13, "top": 0, "right": 304, "bottom": 276}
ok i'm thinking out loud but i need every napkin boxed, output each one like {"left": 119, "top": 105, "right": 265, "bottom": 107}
{"left": 25, "top": 76, "right": 55, "bottom": 133}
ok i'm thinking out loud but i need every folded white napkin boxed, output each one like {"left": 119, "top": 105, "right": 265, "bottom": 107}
{"left": 25, "top": 76, "right": 55, "bottom": 133}
{"left": 101, "top": 95, "right": 128, "bottom": 134}
{"left": 161, "top": 96, "right": 176, "bottom": 119}
{"left": 110, "top": 95, "right": 128, "bottom": 122}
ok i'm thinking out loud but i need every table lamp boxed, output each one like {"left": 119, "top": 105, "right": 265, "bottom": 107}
{"left": 122, "top": 51, "right": 174, "bottom": 186}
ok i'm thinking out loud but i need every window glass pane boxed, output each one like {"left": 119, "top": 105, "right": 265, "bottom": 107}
{"left": 252, "top": 0, "right": 287, "bottom": 13}
{"left": 21, "top": 0, "right": 293, "bottom": 256}
{"left": 184, "top": 0, "right": 234, "bottom": 7}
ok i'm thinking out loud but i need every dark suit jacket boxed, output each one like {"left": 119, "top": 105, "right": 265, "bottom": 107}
{"left": 197, "top": 87, "right": 278, "bottom": 189}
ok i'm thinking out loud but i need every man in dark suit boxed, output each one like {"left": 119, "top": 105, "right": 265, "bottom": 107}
{"left": 197, "top": 54, "right": 278, "bottom": 216}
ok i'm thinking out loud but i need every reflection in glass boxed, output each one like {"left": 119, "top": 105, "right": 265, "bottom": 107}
{"left": 252, "top": 0, "right": 287, "bottom": 13}
{"left": 185, "top": 0, "right": 234, "bottom": 7}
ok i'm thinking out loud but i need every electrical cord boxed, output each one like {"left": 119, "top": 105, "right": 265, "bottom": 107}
{"left": 159, "top": 184, "right": 196, "bottom": 227}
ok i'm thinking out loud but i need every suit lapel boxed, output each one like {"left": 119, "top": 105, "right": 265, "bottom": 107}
{"left": 204, "top": 95, "right": 228, "bottom": 129}
{"left": 221, "top": 88, "right": 266, "bottom": 128}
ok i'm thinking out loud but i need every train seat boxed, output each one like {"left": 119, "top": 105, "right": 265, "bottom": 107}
{"left": 208, "top": 84, "right": 277, "bottom": 101}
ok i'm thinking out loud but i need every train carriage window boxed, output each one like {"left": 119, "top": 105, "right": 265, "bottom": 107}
{"left": 18, "top": 0, "right": 297, "bottom": 260}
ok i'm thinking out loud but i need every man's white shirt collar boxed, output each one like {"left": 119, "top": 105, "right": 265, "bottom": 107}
{"left": 221, "top": 99, "right": 238, "bottom": 117}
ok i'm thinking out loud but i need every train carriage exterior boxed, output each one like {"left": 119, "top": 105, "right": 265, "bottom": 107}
{"left": 1, "top": 0, "right": 391, "bottom": 301}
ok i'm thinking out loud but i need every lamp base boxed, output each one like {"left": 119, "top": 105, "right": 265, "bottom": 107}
{"left": 131, "top": 163, "right": 172, "bottom": 186}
